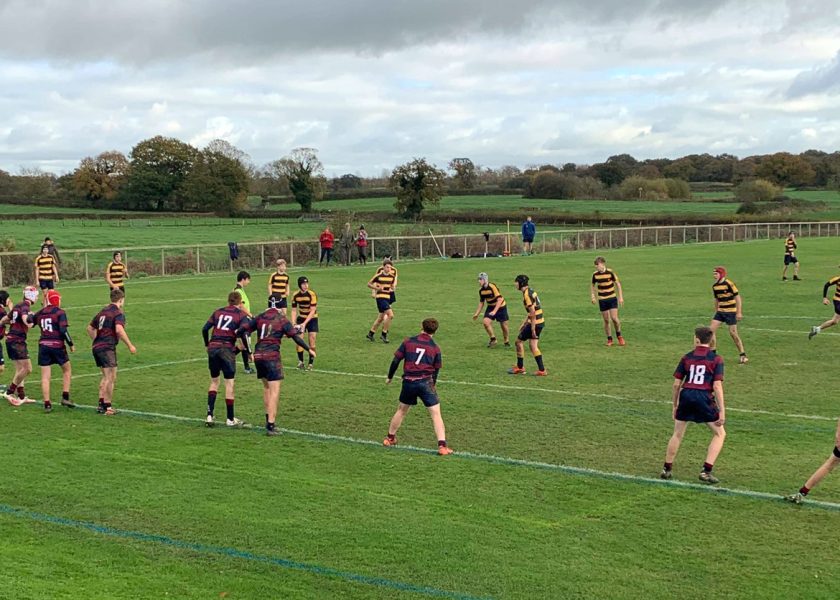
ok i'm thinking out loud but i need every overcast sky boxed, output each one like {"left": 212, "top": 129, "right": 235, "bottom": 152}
{"left": 1, "top": 0, "right": 839, "bottom": 176}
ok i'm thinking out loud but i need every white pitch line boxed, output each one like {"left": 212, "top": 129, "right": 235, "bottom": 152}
{"left": 64, "top": 298, "right": 220, "bottom": 311}
{"left": 68, "top": 358, "right": 205, "bottom": 379}
{"left": 311, "top": 368, "right": 838, "bottom": 423}
{"left": 48, "top": 402, "right": 840, "bottom": 513}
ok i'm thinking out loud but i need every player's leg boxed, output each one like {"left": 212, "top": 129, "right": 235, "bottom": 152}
{"left": 40, "top": 364, "right": 52, "bottom": 412}
{"left": 793, "top": 260, "right": 800, "bottom": 279}
{"left": 662, "top": 420, "right": 689, "bottom": 478}
{"left": 265, "top": 380, "right": 281, "bottom": 434}
{"left": 529, "top": 338, "right": 546, "bottom": 374}
{"left": 368, "top": 313, "right": 383, "bottom": 338}
{"left": 426, "top": 404, "right": 452, "bottom": 454}
{"left": 386, "top": 403, "right": 411, "bottom": 440}
{"left": 307, "top": 331, "right": 317, "bottom": 369}
{"left": 223, "top": 375, "right": 241, "bottom": 426}
{"left": 600, "top": 309, "right": 611, "bottom": 341}
{"left": 500, "top": 320, "right": 510, "bottom": 345}
{"left": 97, "top": 368, "right": 107, "bottom": 413}
{"left": 701, "top": 422, "right": 726, "bottom": 481}
{"left": 102, "top": 367, "right": 117, "bottom": 413}
{"left": 814, "top": 312, "right": 840, "bottom": 335}
{"left": 788, "top": 420, "right": 840, "bottom": 502}
{"left": 609, "top": 308, "right": 623, "bottom": 344}
{"left": 728, "top": 324, "right": 747, "bottom": 362}
{"left": 241, "top": 333, "right": 253, "bottom": 373}
{"left": 509, "top": 335, "right": 526, "bottom": 374}
{"left": 482, "top": 316, "right": 496, "bottom": 344}
{"left": 381, "top": 308, "right": 393, "bottom": 342}
{"left": 16, "top": 358, "right": 33, "bottom": 402}
{"left": 206, "top": 372, "right": 221, "bottom": 425}
{"left": 59, "top": 360, "right": 73, "bottom": 407}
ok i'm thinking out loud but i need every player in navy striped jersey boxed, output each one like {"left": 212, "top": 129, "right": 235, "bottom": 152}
{"left": 2, "top": 286, "right": 39, "bottom": 406}
{"left": 237, "top": 295, "right": 315, "bottom": 435}
{"left": 383, "top": 318, "right": 453, "bottom": 455}
{"left": 88, "top": 288, "right": 137, "bottom": 415}
{"left": 31, "top": 290, "right": 75, "bottom": 412}
{"left": 660, "top": 326, "right": 726, "bottom": 484}
{"left": 202, "top": 291, "right": 247, "bottom": 427}
{"left": 0, "top": 290, "right": 11, "bottom": 391}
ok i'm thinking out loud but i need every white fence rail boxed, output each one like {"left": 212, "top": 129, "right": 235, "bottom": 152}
{"left": 1, "top": 221, "right": 837, "bottom": 288}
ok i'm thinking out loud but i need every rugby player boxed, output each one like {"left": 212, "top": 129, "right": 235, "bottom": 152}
{"left": 808, "top": 270, "right": 840, "bottom": 340}
{"left": 590, "top": 257, "right": 625, "bottom": 346}
{"left": 785, "top": 418, "right": 840, "bottom": 504}
{"left": 383, "top": 318, "right": 453, "bottom": 455}
{"left": 291, "top": 277, "right": 318, "bottom": 370}
{"left": 660, "top": 326, "right": 726, "bottom": 484}
{"left": 233, "top": 271, "right": 254, "bottom": 374}
{"left": 472, "top": 272, "right": 510, "bottom": 347}
{"left": 31, "top": 290, "right": 75, "bottom": 412}
{"left": 267, "top": 259, "right": 290, "bottom": 316}
{"left": 34, "top": 246, "right": 59, "bottom": 293}
{"left": 710, "top": 267, "right": 748, "bottom": 364}
{"left": 202, "top": 291, "right": 248, "bottom": 426}
{"left": 2, "top": 286, "right": 39, "bottom": 405}
{"left": 106, "top": 252, "right": 128, "bottom": 292}
{"left": 0, "top": 290, "right": 10, "bottom": 391}
{"left": 781, "top": 232, "right": 801, "bottom": 281}
{"left": 237, "top": 295, "right": 315, "bottom": 435}
{"left": 508, "top": 274, "right": 547, "bottom": 376}
{"left": 366, "top": 262, "right": 396, "bottom": 344}
{"left": 87, "top": 288, "right": 137, "bottom": 415}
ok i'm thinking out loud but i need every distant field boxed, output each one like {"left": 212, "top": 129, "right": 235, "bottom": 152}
{"left": 0, "top": 203, "right": 130, "bottom": 215}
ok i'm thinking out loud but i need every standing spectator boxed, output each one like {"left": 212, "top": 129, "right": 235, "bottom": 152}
{"left": 339, "top": 222, "right": 354, "bottom": 266}
{"left": 521, "top": 216, "right": 536, "bottom": 255}
{"left": 356, "top": 225, "right": 368, "bottom": 265}
{"left": 42, "top": 237, "right": 61, "bottom": 265}
{"left": 319, "top": 226, "right": 334, "bottom": 267}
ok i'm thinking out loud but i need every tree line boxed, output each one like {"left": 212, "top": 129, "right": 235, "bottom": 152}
{"left": 1, "top": 139, "right": 839, "bottom": 217}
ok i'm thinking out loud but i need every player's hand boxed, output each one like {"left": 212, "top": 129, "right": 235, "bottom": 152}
{"left": 823, "top": 298, "right": 830, "bottom": 305}
{"left": 385, "top": 378, "right": 392, "bottom": 385}
{"left": 619, "top": 298, "right": 624, "bottom": 307}
{"left": 736, "top": 313, "right": 742, "bottom": 321}
{"left": 308, "top": 349, "right": 316, "bottom": 358}
{"left": 590, "top": 296, "right": 596, "bottom": 304}
{"left": 69, "top": 345, "right": 75, "bottom": 353}
{"left": 715, "top": 417, "right": 725, "bottom": 427}
{"left": 472, "top": 314, "right": 478, "bottom": 321}
{"left": 128, "top": 344, "right": 137, "bottom": 354}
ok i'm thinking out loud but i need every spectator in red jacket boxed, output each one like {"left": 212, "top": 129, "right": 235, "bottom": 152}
{"left": 319, "top": 226, "right": 334, "bottom": 267}
{"left": 356, "top": 225, "right": 368, "bottom": 265}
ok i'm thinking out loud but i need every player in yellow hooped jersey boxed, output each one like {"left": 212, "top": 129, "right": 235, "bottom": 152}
{"left": 590, "top": 256, "right": 625, "bottom": 347}
{"left": 106, "top": 252, "right": 128, "bottom": 292}
{"left": 267, "top": 259, "right": 290, "bottom": 315}
{"left": 710, "top": 266, "right": 748, "bottom": 364}
{"left": 366, "top": 262, "right": 396, "bottom": 343}
{"left": 472, "top": 272, "right": 510, "bottom": 347}
{"left": 291, "top": 276, "right": 318, "bottom": 371}
{"left": 34, "top": 246, "right": 59, "bottom": 292}
{"left": 808, "top": 270, "right": 840, "bottom": 340}
{"left": 782, "top": 232, "right": 801, "bottom": 281}
{"left": 508, "top": 274, "right": 547, "bottom": 376}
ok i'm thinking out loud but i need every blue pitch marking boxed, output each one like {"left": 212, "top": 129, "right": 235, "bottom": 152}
{"left": 0, "top": 503, "right": 489, "bottom": 600}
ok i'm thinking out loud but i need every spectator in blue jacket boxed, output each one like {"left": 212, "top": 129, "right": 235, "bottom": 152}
{"left": 521, "top": 216, "right": 536, "bottom": 254}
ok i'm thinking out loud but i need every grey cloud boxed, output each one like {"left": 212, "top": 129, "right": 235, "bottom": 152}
{"left": 787, "top": 50, "right": 840, "bottom": 98}
{"left": 0, "top": 0, "right": 735, "bottom": 64}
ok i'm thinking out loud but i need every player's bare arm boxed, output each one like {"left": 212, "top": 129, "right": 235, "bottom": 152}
{"left": 735, "top": 295, "right": 743, "bottom": 320}
{"left": 590, "top": 283, "right": 597, "bottom": 304}
{"left": 672, "top": 378, "right": 682, "bottom": 419}
{"left": 115, "top": 324, "right": 137, "bottom": 354}
{"left": 86, "top": 324, "right": 97, "bottom": 340}
{"left": 617, "top": 281, "right": 624, "bottom": 306}
{"left": 473, "top": 300, "right": 485, "bottom": 320}
{"left": 713, "top": 380, "right": 725, "bottom": 425}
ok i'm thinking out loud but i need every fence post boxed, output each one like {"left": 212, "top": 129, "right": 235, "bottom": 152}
{"left": 669, "top": 228, "right": 672, "bottom": 245}
{"left": 420, "top": 238, "right": 423, "bottom": 260}
{"left": 464, "top": 237, "right": 467, "bottom": 256}
{"left": 0, "top": 256, "right": 3, "bottom": 288}
{"left": 626, "top": 229, "right": 629, "bottom": 247}
{"left": 196, "top": 247, "right": 201, "bottom": 274}
{"left": 290, "top": 243, "right": 294, "bottom": 267}
{"left": 442, "top": 237, "right": 446, "bottom": 256}
{"left": 396, "top": 239, "right": 400, "bottom": 261}
{"left": 655, "top": 229, "right": 659, "bottom": 245}
{"left": 161, "top": 249, "right": 166, "bottom": 276}
{"left": 683, "top": 226, "right": 686, "bottom": 244}
{"left": 543, "top": 236, "right": 546, "bottom": 253}
{"left": 609, "top": 230, "right": 612, "bottom": 249}
{"left": 577, "top": 232, "right": 581, "bottom": 249}
{"left": 260, "top": 244, "right": 265, "bottom": 269}
{"left": 84, "top": 252, "right": 89, "bottom": 280}
{"left": 371, "top": 239, "right": 375, "bottom": 262}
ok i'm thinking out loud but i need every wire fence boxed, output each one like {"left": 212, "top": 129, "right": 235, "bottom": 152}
{"left": 1, "top": 221, "right": 837, "bottom": 288}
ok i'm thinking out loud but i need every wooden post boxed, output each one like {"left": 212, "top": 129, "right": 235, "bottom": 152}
{"left": 626, "top": 229, "right": 629, "bottom": 247}
{"left": 464, "top": 237, "right": 467, "bottom": 256}
{"left": 442, "top": 237, "right": 446, "bottom": 256}
{"left": 290, "top": 243, "right": 295, "bottom": 267}
{"left": 396, "top": 239, "right": 400, "bottom": 261}
{"left": 609, "top": 230, "right": 612, "bottom": 248}
{"left": 683, "top": 226, "right": 686, "bottom": 244}
{"left": 669, "top": 228, "right": 672, "bottom": 245}
{"left": 655, "top": 229, "right": 658, "bottom": 245}
{"left": 593, "top": 231, "right": 597, "bottom": 250}
{"left": 371, "top": 239, "right": 375, "bottom": 261}
{"left": 161, "top": 249, "right": 166, "bottom": 276}
{"left": 196, "top": 247, "right": 201, "bottom": 273}
{"left": 577, "top": 232, "right": 580, "bottom": 249}
{"left": 84, "top": 252, "right": 89, "bottom": 280}
{"left": 0, "top": 256, "right": 4, "bottom": 288}
{"left": 260, "top": 244, "right": 265, "bottom": 269}
{"left": 420, "top": 238, "right": 423, "bottom": 260}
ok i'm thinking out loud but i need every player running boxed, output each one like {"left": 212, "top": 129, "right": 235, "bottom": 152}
{"left": 267, "top": 259, "right": 290, "bottom": 316}
{"left": 2, "top": 286, "right": 39, "bottom": 406}
{"left": 383, "top": 318, "right": 453, "bottom": 455}
{"left": 660, "top": 326, "right": 726, "bottom": 484}
{"left": 106, "top": 252, "right": 129, "bottom": 292}
{"left": 31, "top": 290, "right": 75, "bottom": 412}
{"left": 785, "top": 418, "right": 840, "bottom": 504}
{"left": 87, "top": 288, "right": 137, "bottom": 415}
{"left": 291, "top": 276, "right": 318, "bottom": 371}
{"left": 202, "top": 291, "right": 248, "bottom": 427}
{"left": 372, "top": 258, "right": 398, "bottom": 305}
{"left": 472, "top": 272, "right": 510, "bottom": 347}
{"left": 781, "top": 232, "right": 801, "bottom": 281}
{"left": 808, "top": 271, "right": 840, "bottom": 340}
{"left": 508, "top": 274, "right": 547, "bottom": 376}
{"left": 591, "top": 257, "right": 625, "bottom": 346}
{"left": 366, "top": 262, "right": 396, "bottom": 344}
{"left": 237, "top": 295, "right": 315, "bottom": 435}
{"left": 710, "top": 266, "right": 748, "bottom": 364}
{"left": 34, "top": 245, "right": 59, "bottom": 292}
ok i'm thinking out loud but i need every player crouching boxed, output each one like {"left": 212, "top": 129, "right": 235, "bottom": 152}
{"left": 383, "top": 318, "right": 453, "bottom": 455}
{"left": 660, "top": 326, "right": 726, "bottom": 484}
{"left": 32, "top": 290, "right": 75, "bottom": 412}
{"left": 237, "top": 295, "right": 315, "bottom": 435}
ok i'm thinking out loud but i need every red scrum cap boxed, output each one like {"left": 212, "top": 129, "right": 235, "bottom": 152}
{"left": 46, "top": 290, "right": 61, "bottom": 307}
{"left": 714, "top": 266, "right": 726, "bottom": 279}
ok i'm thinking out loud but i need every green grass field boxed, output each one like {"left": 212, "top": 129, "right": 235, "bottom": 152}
{"left": 2, "top": 238, "right": 840, "bottom": 598}
{"left": 0, "top": 204, "right": 131, "bottom": 215}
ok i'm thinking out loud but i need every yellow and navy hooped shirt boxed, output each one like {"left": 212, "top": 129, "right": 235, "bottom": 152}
{"left": 522, "top": 286, "right": 545, "bottom": 324}
{"left": 292, "top": 289, "right": 318, "bottom": 318}
{"left": 591, "top": 268, "right": 619, "bottom": 300}
{"left": 479, "top": 282, "right": 506, "bottom": 308}
{"left": 369, "top": 271, "right": 395, "bottom": 300}
{"left": 784, "top": 238, "right": 797, "bottom": 256}
{"left": 36, "top": 255, "right": 56, "bottom": 280}
{"left": 107, "top": 261, "right": 126, "bottom": 286}
{"left": 713, "top": 278, "right": 739, "bottom": 313}
{"left": 269, "top": 272, "right": 290, "bottom": 296}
